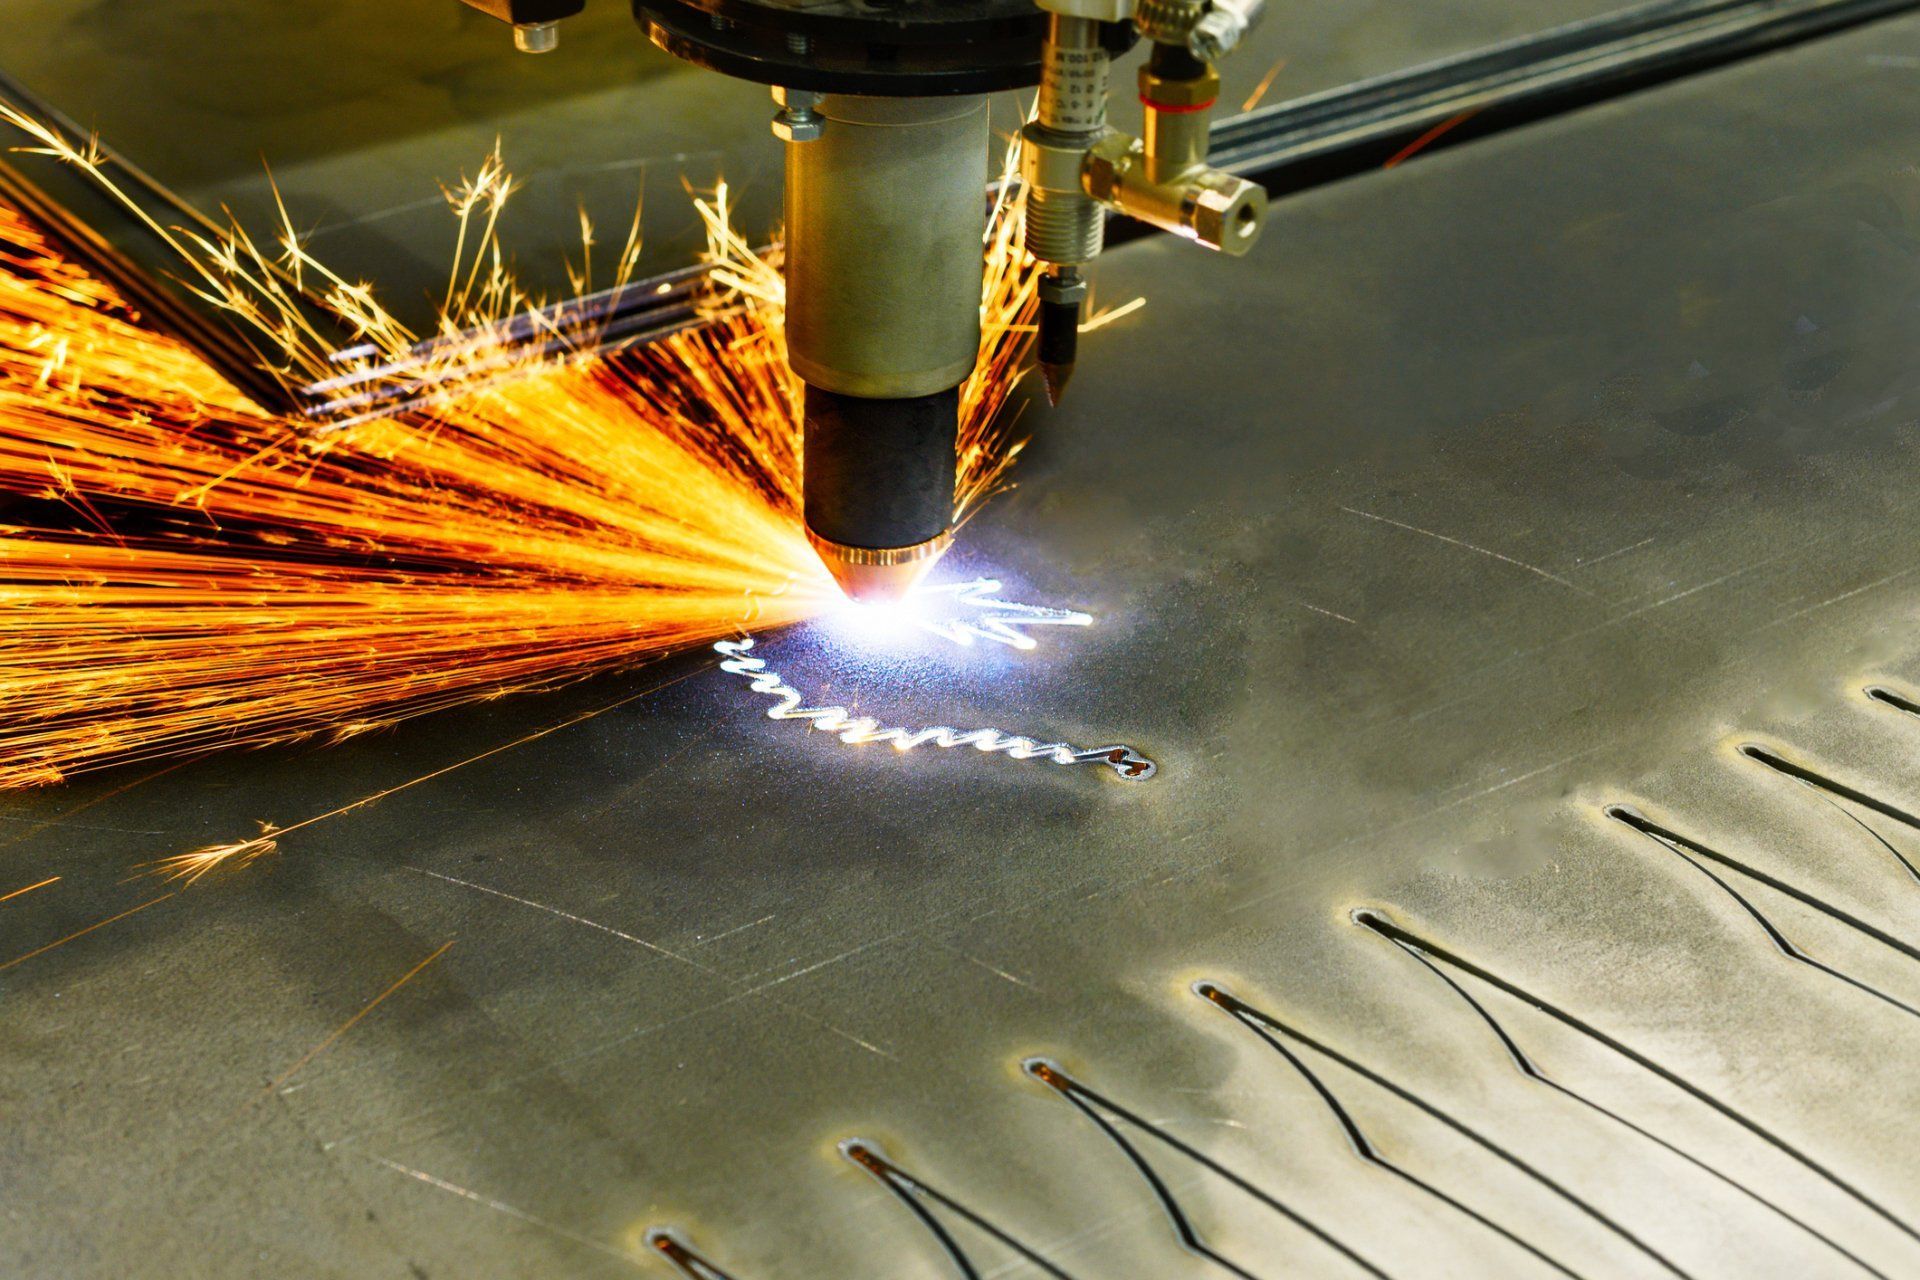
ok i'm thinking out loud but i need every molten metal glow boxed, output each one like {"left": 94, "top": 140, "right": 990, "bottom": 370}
{"left": 714, "top": 634, "right": 1156, "bottom": 780}
{"left": 826, "top": 577, "right": 1091, "bottom": 650}
{"left": 0, "top": 113, "right": 1046, "bottom": 788}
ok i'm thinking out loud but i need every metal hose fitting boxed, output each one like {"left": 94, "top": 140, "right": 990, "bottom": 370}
{"left": 1133, "top": 0, "right": 1206, "bottom": 46}
{"left": 1020, "top": 12, "right": 1109, "bottom": 270}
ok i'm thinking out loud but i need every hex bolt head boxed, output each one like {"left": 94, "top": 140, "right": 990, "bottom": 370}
{"left": 512, "top": 21, "right": 559, "bottom": 53}
{"left": 1189, "top": 176, "right": 1266, "bottom": 254}
{"left": 771, "top": 110, "right": 823, "bottom": 143}
{"left": 770, "top": 87, "right": 824, "bottom": 143}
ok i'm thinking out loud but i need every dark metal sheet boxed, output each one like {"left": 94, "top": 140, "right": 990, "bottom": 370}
{"left": 10, "top": 12, "right": 1920, "bottom": 1279}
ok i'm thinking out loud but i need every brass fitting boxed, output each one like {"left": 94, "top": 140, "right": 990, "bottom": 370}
{"left": 1074, "top": 45, "right": 1265, "bottom": 254}
{"left": 1138, "top": 60, "right": 1218, "bottom": 184}
{"left": 1082, "top": 132, "right": 1265, "bottom": 254}
{"left": 1017, "top": 0, "right": 1266, "bottom": 408}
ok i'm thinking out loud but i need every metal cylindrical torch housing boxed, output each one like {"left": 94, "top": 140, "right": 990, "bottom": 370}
{"left": 784, "top": 94, "right": 991, "bottom": 599}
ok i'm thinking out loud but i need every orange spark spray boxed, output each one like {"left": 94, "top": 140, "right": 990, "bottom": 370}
{"left": 0, "top": 114, "right": 1046, "bottom": 790}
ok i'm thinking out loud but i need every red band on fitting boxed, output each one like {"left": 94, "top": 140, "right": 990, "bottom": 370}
{"left": 1141, "top": 94, "right": 1217, "bottom": 115}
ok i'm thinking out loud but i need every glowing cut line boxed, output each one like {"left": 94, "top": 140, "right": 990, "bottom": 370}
{"left": 714, "top": 639, "right": 1155, "bottom": 780}
{"left": 901, "top": 578, "right": 1092, "bottom": 650}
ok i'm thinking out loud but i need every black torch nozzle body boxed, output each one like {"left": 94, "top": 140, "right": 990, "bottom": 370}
{"left": 802, "top": 383, "right": 958, "bottom": 601}
{"left": 1038, "top": 293, "right": 1080, "bottom": 406}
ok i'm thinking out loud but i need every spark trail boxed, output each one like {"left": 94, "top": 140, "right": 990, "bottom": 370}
{"left": 0, "top": 109, "right": 1048, "bottom": 787}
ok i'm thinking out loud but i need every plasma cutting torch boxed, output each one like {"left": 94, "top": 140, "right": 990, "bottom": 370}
{"left": 461, "top": 0, "right": 1268, "bottom": 599}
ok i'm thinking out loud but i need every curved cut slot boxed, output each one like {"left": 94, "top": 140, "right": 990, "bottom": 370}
{"left": 1739, "top": 744, "right": 1920, "bottom": 832}
{"left": 1022, "top": 1056, "right": 1389, "bottom": 1280}
{"left": 645, "top": 1228, "right": 745, "bottom": 1280}
{"left": 839, "top": 1138, "right": 1079, "bottom": 1280}
{"left": 1347, "top": 911, "right": 1920, "bottom": 1247}
{"left": 1195, "top": 980, "right": 1687, "bottom": 1280}
{"left": 1865, "top": 686, "right": 1920, "bottom": 718}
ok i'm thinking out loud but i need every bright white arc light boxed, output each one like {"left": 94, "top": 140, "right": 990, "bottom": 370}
{"left": 898, "top": 579, "right": 1093, "bottom": 650}
{"left": 824, "top": 578, "right": 1094, "bottom": 651}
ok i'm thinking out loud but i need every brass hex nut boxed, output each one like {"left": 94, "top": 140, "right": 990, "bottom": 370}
{"left": 1080, "top": 131, "right": 1142, "bottom": 204}
{"left": 1138, "top": 64, "right": 1220, "bottom": 110}
{"left": 1187, "top": 174, "right": 1266, "bottom": 255}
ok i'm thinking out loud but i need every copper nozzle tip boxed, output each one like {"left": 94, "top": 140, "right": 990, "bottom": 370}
{"left": 806, "top": 529, "right": 952, "bottom": 603}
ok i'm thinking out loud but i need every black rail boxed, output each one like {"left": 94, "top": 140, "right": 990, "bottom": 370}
{"left": 1209, "top": 0, "right": 1920, "bottom": 187}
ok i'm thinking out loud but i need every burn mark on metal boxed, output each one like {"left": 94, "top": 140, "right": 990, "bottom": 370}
{"left": 646, "top": 1228, "right": 746, "bottom": 1280}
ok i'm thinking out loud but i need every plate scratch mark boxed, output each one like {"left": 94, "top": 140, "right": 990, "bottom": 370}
{"left": 962, "top": 953, "right": 1041, "bottom": 992}
{"left": 409, "top": 867, "right": 701, "bottom": 966}
{"left": 742, "top": 940, "right": 883, "bottom": 993}
{"left": 1575, "top": 536, "right": 1655, "bottom": 568}
{"left": 1339, "top": 505, "right": 1586, "bottom": 591}
{"left": 323, "top": 990, "right": 766, "bottom": 1152}
{"left": 814, "top": 1022, "right": 900, "bottom": 1061}
{"left": 0, "top": 813, "right": 165, "bottom": 835}
{"left": 0, "top": 759, "right": 190, "bottom": 850}
{"left": 142, "top": 662, "right": 711, "bottom": 886}
{"left": 364, "top": 1154, "right": 645, "bottom": 1268}
{"left": 411, "top": 870, "right": 897, "bottom": 1061}
{"left": 1402, "top": 559, "right": 1776, "bottom": 728}
{"left": 1760, "top": 569, "right": 1914, "bottom": 630}
{"left": 692, "top": 913, "right": 776, "bottom": 947}
{"left": 1225, "top": 748, "right": 1599, "bottom": 917}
